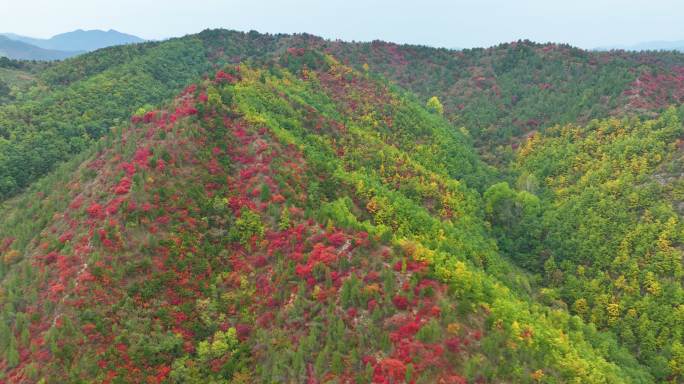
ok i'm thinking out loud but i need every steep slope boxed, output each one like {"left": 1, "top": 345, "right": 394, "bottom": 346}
{"left": 0, "top": 30, "right": 298, "bottom": 200}
{"left": 318, "top": 38, "right": 684, "bottom": 160}
{"left": 0, "top": 36, "right": 77, "bottom": 61}
{"left": 507, "top": 111, "right": 684, "bottom": 381}
{"left": 0, "top": 37, "right": 211, "bottom": 199}
{"left": 0, "top": 58, "right": 651, "bottom": 382}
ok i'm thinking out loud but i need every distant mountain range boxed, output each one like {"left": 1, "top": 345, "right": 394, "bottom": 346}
{"left": 595, "top": 40, "right": 684, "bottom": 52}
{"left": 0, "top": 29, "right": 144, "bottom": 60}
{"left": 0, "top": 36, "right": 78, "bottom": 60}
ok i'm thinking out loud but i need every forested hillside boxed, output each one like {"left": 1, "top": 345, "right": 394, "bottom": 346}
{"left": 0, "top": 29, "right": 682, "bottom": 383}
{"left": 4, "top": 29, "right": 684, "bottom": 200}
{"left": 0, "top": 52, "right": 658, "bottom": 383}
{"left": 510, "top": 110, "right": 684, "bottom": 380}
{"left": 322, "top": 39, "right": 684, "bottom": 162}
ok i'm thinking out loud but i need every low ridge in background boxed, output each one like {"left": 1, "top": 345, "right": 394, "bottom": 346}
{"left": 0, "top": 29, "right": 144, "bottom": 61}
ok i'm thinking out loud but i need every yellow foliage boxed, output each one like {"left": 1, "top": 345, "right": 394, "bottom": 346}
{"left": 363, "top": 283, "right": 381, "bottom": 295}
{"left": 426, "top": 96, "right": 444, "bottom": 115}
{"left": 2, "top": 249, "right": 20, "bottom": 265}
{"left": 447, "top": 322, "right": 461, "bottom": 334}
{"left": 606, "top": 303, "right": 620, "bottom": 326}
{"left": 365, "top": 198, "right": 379, "bottom": 214}
{"left": 573, "top": 298, "right": 588, "bottom": 316}
{"left": 531, "top": 369, "right": 545, "bottom": 382}
{"left": 626, "top": 308, "right": 637, "bottom": 318}
{"left": 614, "top": 275, "right": 628, "bottom": 291}
{"left": 312, "top": 285, "right": 322, "bottom": 299}
{"left": 644, "top": 272, "right": 662, "bottom": 296}
{"left": 398, "top": 238, "right": 435, "bottom": 263}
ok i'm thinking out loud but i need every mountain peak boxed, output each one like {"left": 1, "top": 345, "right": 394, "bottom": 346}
{"left": 0, "top": 29, "right": 144, "bottom": 58}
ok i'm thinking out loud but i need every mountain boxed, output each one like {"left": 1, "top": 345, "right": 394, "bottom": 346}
{"left": 0, "top": 36, "right": 78, "bottom": 60}
{"left": 596, "top": 40, "right": 684, "bottom": 52}
{"left": 0, "top": 33, "right": 45, "bottom": 48}
{"left": 0, "top": 29, "right": 682, "bottom": 382}
{"left": 0, "top": 53, "right": 655, "bottom": 384}
{"left": 1, "top": 29, "right": 144, "bottom": 52}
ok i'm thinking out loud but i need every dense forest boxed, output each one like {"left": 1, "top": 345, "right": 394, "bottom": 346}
{"left": 3, "top": 30, "right": 684, "bottom": 200}
{"left": 0, "top": 29, "right": 682, "bottom": 383}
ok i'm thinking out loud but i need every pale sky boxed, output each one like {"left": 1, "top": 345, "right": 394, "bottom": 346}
{"left": 2, "top": 0, "right": 683, "bottom": 49}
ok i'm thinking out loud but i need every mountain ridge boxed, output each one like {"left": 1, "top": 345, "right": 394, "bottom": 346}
{"left": 0, "top": 36, "right": 79, "bottom": 61}
{"left": 0, "top": 29, "right": 145, "bottom": 60}
{"left": 1, "top": 29, "right": 144, "bottom": 52}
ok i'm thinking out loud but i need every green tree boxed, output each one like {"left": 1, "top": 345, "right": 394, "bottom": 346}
{"left": 483, "top": 182, "right": 543, "bottom": 270}
{"left": 6, "top": 333, "right": 19, "bottom": 368}
{"left": 232, "top": 208, "right": 265, "bottom": 247}
{"left": 0, "top": 80, "right": 10, "bottom": 99}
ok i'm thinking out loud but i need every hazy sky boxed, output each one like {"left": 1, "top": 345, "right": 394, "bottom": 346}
{"left": 2, "top": 0, "right": 683, "bottom": 49}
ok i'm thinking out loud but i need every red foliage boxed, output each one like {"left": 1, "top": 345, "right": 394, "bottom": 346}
{"left": 392, "top": 295, "right": 410, "bottom": 310}
{"left": 182, "top": 84, "right": 197, "bottom": 95}
{"left": 69, "top": 196, "right": 84, "bottom": 210}
{"left": 373, "top": 358, "right": 406, "bottom": 383}
{"left": 309, "top": 243, "right": 338, "bottom": 264}
{"left": 0, "top": 237, "right": 14, "bottom": 253}
{"left": 44, "top": 251, "right": 58, "bottom": 264}
{"left": 327, "top": 232, "right": 346, "bottom": 247}
{"left": 624, "top": 67, "right": 684, "bottom": 110}
{"left": 215, "top": 69, "right": 239, "bottom": 84}
{"left": 287, "top": 47, "right": 306, "bottom": 56}
{"left": 116, "top": 343, "right": 127, "bottom": 353}
{"left": 445, "top": 337, "right": 462, "bottom": 353}
{"left": 143, "top": 111, "right": 157, "bottom": 123}
{"left": 471, "top": 330, "right": 483, "bottom": 341}
{"left": 295, "top": 263, "right": 313, "bottom": 278}
{"left": 155, "top": 215, "right": 171, "bottom": 225}
{"left": 236, "top": 324, "right": 252, "bottom": 341}
{"left": 390, "top": 319, "right": 421, "bottom": 342}
{"left": 106, "top": 198, "right": 125, "bottom": 216}
{"left": 87, "top": 203, "right": 103, "bottom": 218}
{"left": 156, "top": 159, "right": 166, "bottom": 172}
{"left": 59, "top": 232, "right": 74, "bottom": 243}
{"left": 114, "top": 177, "right": 132, "bottom": 195}
{"left": 367, "top": 299, "right": 378, "bottom": 311}
{"left": 50, "top": 283, "right": 65, "bottom": 296}
{"left": 155, "top": 365, "right": 171, "bottom": 383}
{"left": 256, "top": 312, "right": 275, "bottom": 327}
{"left": 133, "top": 147, "right": 152, "bottom": 168}
{"left": 120, "top": 162, "right": 136, "bottom": 176}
